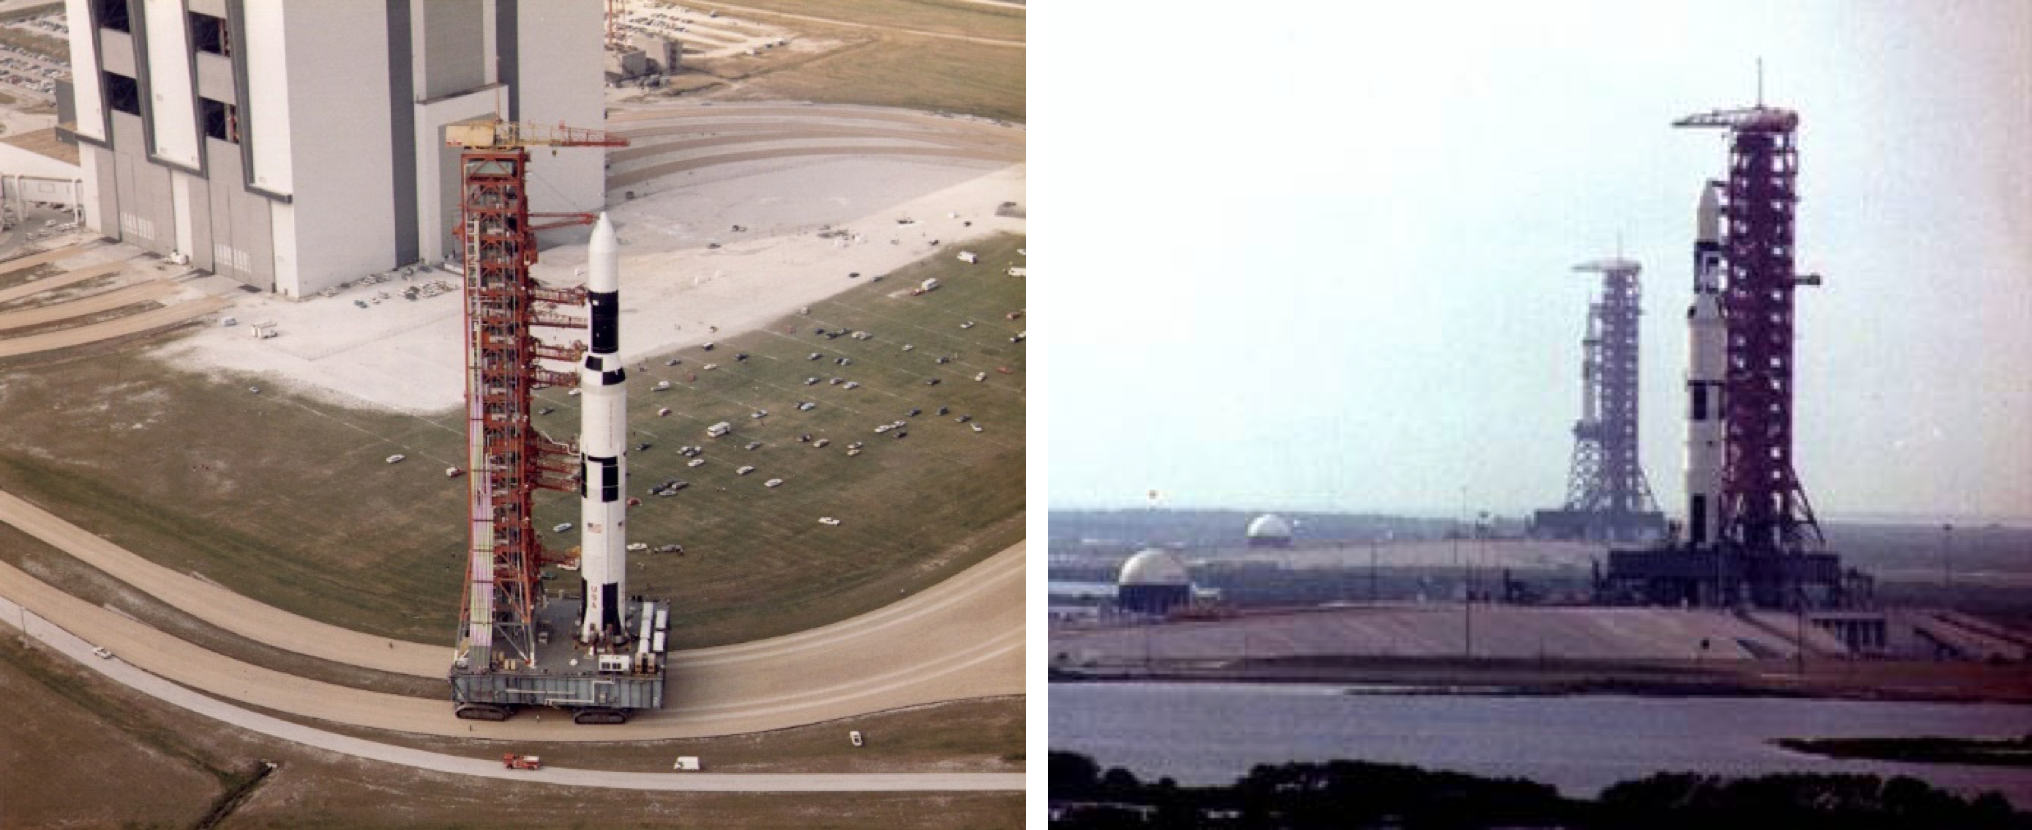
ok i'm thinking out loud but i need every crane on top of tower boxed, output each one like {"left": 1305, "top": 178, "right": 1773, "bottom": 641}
{"left": 445, "top": 117, "right": 629, "bottom": 151}
{"left": 1672, "top": 107, "right": 1798, "bottom": 132}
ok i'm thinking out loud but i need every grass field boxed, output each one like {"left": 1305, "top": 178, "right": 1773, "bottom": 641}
{"left": 0, "top": 637, "right": 226, "bottom": 829}
{"left": 0, "top": 637, "right": 1022, "bottom": 829}
{"left": 0, "top": 235, "right": 1025, "bottom": 648}
{"left": 252, "top": 695, "right": 1024, "bottom": 775}
{"left": 695, "top": 0, "right": 1024, "bottom": 41}
{"left": 666, "top": 0, "right": 1027, "bottom": 123}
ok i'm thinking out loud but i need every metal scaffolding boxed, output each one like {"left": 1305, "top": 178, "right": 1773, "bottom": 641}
{"left": 1536, "top": 257, "right": 1664, "bottom": 543}
{"left": 1674, "top": 106, "right": 1825, "bottom": 558}
{"left": 448, "top": 120, "right": 626, "bottom": 675}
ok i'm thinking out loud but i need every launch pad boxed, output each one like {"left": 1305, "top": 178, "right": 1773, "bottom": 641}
{"left": 1596, "top": 547, "right": 1871, "bottom": 609}
{"left": 1602, "top": 99, "right": 1871, "bottom": 612}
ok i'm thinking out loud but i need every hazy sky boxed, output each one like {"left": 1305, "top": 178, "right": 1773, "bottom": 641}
{"left": 1037, "top": 1, "right": 2031, "bottom": 521}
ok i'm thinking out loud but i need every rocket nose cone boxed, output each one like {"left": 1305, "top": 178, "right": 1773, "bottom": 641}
{"left": 1696, "top": 183, "right": 1721, "bottom": 243}
{"left": 588, "top": 213, "right": 619, "bottom": 293}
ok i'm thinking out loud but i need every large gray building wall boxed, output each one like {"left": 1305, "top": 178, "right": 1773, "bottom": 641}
{"left": 107, "top": 112, "right": 173, "bottom": 255}
{"left": 69, "top": 0, "right": 600, "bottom": 298}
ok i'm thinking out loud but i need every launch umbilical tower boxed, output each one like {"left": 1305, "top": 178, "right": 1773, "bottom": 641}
{"left": 450, "top": 118, "right": 624, "bottom": 673}
{"left": 445, "top": 119, "right": 668, "bottom": 723}
{"left": 1600, "top": 101, "right": 1870, "bottom": 612}
{"left": 1672, "top": 105, "right": 1824, "bottom": 556}
{"left": 1534, "top": 257, "right": 1664, "bottom": 542}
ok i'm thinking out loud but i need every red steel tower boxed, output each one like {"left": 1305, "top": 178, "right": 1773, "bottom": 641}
{"left": 1673, "top": 105, "right": 1824, "bottom": 556}
{"left": 1565, "top": 258, "right": 1662, "bottom": 538}
{"left": 448, "top": 119, "right": 628, "bottom": 673}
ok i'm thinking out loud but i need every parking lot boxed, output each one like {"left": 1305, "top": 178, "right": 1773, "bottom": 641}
{"left": 0, "top": 9, "right": 67, "bottom": 103}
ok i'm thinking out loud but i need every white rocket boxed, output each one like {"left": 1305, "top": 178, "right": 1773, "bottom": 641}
{"left": 579, "top": 214, "right": 628, "bottom": 644}
{"left": 1683, "top": 182, "right": 1727, "bottom": 548}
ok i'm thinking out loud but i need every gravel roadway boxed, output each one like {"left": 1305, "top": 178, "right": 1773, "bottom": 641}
{"left": 0, "top": 593, "right": 1021, "bottom": 791}
{"left": 0, "top": 489, "right": 1023, "bottom": 742}
{"left": 0, "top": 280, "right": 177, "bottom": 332}
{"left": 0, "top": 297, "right": 229, "bottom": 359}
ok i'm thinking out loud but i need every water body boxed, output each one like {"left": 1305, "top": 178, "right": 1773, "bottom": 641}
{"left": 1051, "top": 682, "right": 2032, "bottom": 806}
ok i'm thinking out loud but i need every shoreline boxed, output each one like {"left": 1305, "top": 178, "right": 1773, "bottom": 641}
{"left": 1048, "top": 656, "right": 2032, "bottom": 705}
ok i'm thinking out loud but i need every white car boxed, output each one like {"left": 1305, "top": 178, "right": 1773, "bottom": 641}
{"left": 385, "top": 454, "right": 405, "bottom": 464}
{"left": 553, "top": 522, "right": 573, "bottom": 533}
{"left": 971, "top": 423, "right": 984, "bottom": 433}
{"left": 736, "top": 465, "right": 756, "bottom": 475}
{"left": 850, "top": 730, "right": 864, "bottom": 747}
{"left": 688, "top": 458, "right": 705, "bottom": 468}
{"left": 818, "top": 517, "right": 842, "bottom": 526}
{"left": 764, "top": 478, "right": 784, "bottom": 488}
{"left": 92, "top": 647, "right": 114, "bottom": 660}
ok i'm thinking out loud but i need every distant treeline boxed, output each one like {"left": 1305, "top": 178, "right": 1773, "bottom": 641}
{"left": 1049, "top": 751, "right": 2029, "bottom": 829}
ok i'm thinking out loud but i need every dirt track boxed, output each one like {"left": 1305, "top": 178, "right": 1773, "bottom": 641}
{"left": 0, "top": 281, "right": 176, "bottom": 332}
{"left": 0, "top": 489, "right": 1022, "bottom": 740}
{"left": 0, "top": 260, "right": 126, "bottom": 305}
{"left": 0, "top": 296, "right": 227, "bottom": 359}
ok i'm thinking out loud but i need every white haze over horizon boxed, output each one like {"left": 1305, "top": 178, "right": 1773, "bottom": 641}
{"left": 1036, "top": 1, "right": 2032, "bottom": 524}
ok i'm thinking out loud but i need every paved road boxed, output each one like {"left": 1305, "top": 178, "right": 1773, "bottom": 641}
{"left": 0, "top": 594, "right": 1021, "bottom": 791}
{"left": 609, "top": 145, "right": 1022, "bottom": 188}
{"left": 0, "top": 489, "right": 1023, "bottom": 740}
{"left": 608, "top": 102, "right": 1023, "bottom": 131}
{"left": 609, "top": 125, "right": 1019, "bottom": 164}
{"left": 686, "top": 1, "right": 1024, "bottom": 48}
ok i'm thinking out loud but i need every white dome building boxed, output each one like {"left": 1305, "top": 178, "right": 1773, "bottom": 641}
{"left": 1245, "top": 513, "right": 1295, "bottom": 548}
{"left": 1116, "top": 548, "right": 1192, "bottom": 615}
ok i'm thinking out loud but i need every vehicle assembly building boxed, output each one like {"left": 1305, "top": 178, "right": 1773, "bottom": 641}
{"left": 444, "top": 118, "right": 666, "bottom": 724}
{"left": 1600, "top": 101, "right": 1870, "bottom": 612}
{"left": 1534, "top": 256, "right": 1667, "bottom": 542}
{"left": 60, "top": 0, "right": 601, "bottom": 297}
